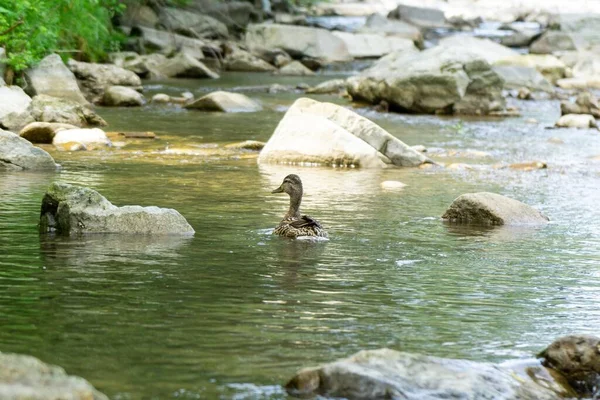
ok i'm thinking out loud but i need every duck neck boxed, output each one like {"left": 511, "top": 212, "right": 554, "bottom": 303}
{"left": 286, "top": 191, "right": 302, "bottom": 219}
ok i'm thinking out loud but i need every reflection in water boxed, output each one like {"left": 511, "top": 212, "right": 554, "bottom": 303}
{"left": 443, "top": 222, "right": 547, "bottom": 243}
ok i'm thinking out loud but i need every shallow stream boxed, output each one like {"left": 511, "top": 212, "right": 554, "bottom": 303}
{"left": 1, "top": 72, "right": 600, "bottom": 399}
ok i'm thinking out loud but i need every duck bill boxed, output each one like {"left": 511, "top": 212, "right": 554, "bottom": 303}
{"left": 271, "top": 185, "right": 284, "bottom": 194}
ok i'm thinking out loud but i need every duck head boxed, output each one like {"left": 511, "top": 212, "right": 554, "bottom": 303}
{"left": 272, "top": 174, "right": 303, "bottom": 196}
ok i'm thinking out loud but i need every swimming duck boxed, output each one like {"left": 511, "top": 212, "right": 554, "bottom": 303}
{"left": 271, "top": 174, "right": 328, "bottom": 238}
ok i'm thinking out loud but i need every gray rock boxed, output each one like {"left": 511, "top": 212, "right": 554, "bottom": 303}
{"left": 154, "top": 52, "right": 219, "bottom": 79}
{"left": 24, "top": 54, "right": 88, "bottom": 104}
{"left": 387, "top": 4, "right": 448, "bottom": 28}
{"left": 493, "top": 66, "right": 554, "bottom": 92}
{"left": 347, "top": 45, "right": 505, "bottom": 115}
{"left": 68, "top": 59, "right": 142, "bottom": 104}
{"left": 495, "top": 54, "right": 567, "bottom": 84}
{"left": 120, "top": 3, "right": 158, "bottom": 27}
{"left": 530, "top": 31, "right": 576, "bottom": 54}
{"left": 251, "top": 47, "right": 292, "bottom": 68}
{"left": 245, "top": 23, "right": 351, "bottom": 63}
{"left": 126, "top": 26, "right": 218, "bottom": 61}
{"left": 224, "top": 48, "right": 276, "bottom": 72}
{"left": 39, "top": 182, "right": 195, "bottom": 235}
{"left": 258, "top": 98, "right": 430, "bottom": 168}
{"left": 29, "top": 95, "right": 107, "bottom": 127}
{"left": 442, "top": 192, "right": 549, "bottom": 225}
{"left": 187, "top": 0, "right": 257, "bottom": 33}
{"left": 158, "top": 7, "right": 228, "bottom": 39}
{"left": 572, "top": 53, "right": 600, "bottom": 79}
{"left": 152, "top": 93, "right": 171, "bottom": 103}
{"left": 185, "top": 91, "right": 261, "bottom": 112}
{"left": 276, "top": 61, "right": 315, "bottom": 76}
{"left": 306, "top": 79, "right": 347, "bottom": 94}
{"left": 103, "top": 85, "right": 144, "bottom": 107}
{"left": 0, "top": 86, "right": 32, "bottom": 126}
{"left": 560, "top": 91, "right": 600, "bottom": 118}
{"left": 286, "top": 348, "right": 569, "bottom": 400}
{"left": 0, "top": 129, "right": 56, "bottom": 171}
{"left": 0, "top": 110, "right": 35, "bottom": 133}
{"left": 500, "top": 30, "right": 539, "bottom": 48}
{"left": 19, "top": 122, "right": 79, "bottom": 144}
{"left": 0, "top": 351, "right": 108, "bottom": 400}
{"left": 555, "top": 114, "right": 598, "bottom": 129}
{"left": 359, "top": 13, "right": 423, "bottom": 48}
{"left": 107, "top": 51, "right": 140, "bottom": 68}
{"left": 124, "top": 53, "right": 169, "bottom": 78}
{"left": 332, "top": 31, "right": 417, "bottom": 59}
{"left": 439, "top": 36, "right": 519, "bottom": 64}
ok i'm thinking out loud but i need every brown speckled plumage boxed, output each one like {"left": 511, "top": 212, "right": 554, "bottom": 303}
{"left": 271, "top": 174, "right": 328, "bottom": 239}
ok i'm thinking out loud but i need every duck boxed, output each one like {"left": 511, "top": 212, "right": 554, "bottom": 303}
{"left": 271, "top": 174, "right": 328, "bottom": 239}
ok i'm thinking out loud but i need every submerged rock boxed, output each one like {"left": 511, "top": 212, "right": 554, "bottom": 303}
{"left": 0, "top": 351, "right": 108, "bottom": 400}
{"left": 225, "top": 140, "right": 265, "bottom": 151}
{"left": 0, "top": 129, "right": 57, "bottom": 171}
{"left": 29, "top": 95, "right": 107, "bottom": 127}
{"left": 286, "top": 348, "right": 569, "bottom": 400}
{"left": 39, "top": 182, "right": 195, "bottom": 235}
{"left": 24, "top": 54, "right": 88, "bottom": 104}
{"left": 442, "top": 192, "right": 549, "bottom": 225}
{"left": 102, "top": 85, "right": 144, "bottom": 107}
{"left": 19, "top": 122, "right": 78, "bottom": 144}
{"left": 185, "top": 91, "right": 261, "bottom": 113}
{"left": 258, "top": 98, "right": 431, "bottom": 168}
{"left": 555, "top": 114, "right": 598, "bottom": 129}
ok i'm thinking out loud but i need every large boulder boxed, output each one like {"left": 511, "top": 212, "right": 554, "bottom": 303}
{"left": 495, "top": 55, "right": 566, "bottom": 84}
{"left": 0, "top": 351, "right": 108, "bottom": 400}
{"left": 39, "top": 182, "right": 195, "bottom": 235}
{"left": 126, "top": 26, "right": 214, "bottom": 60}
{"left": 530, "top": 31, "right": 577, "bottom": 54}
{"left": 103, "top": 86, "right": 144, "bottom": 107}
{"left": 347, "top": 46, "right": 506, "bottom": 115}
{"left": 68, "top": 60, "right": 142, "bottom": 104}
{"left": 359, "top": 13, "right": 423, "bottom": 47}
{"left": 387, "top": 4, "right": 448, "bottom": 28}
{"left": 0, "top": 86, "right": 32, "bottom": 130}
{"left": 224, "top": 48, "right": 276, "bottom": 72}
{"left": 493, "top": 66, "right": 554, "bottom": 92}
{"left": 24, "top": 54, "right": 88, "bottom": 104}
{"left": 286, "top": 349, "right": 571, "bottom": 400}
{"left": 439, "top": 36, "right": 519, "bottom": 64}
{"left": 119, "top": 3, "right": 158, "bottom": 28}
{"left": 258, "top": 98, "right": 431, "bottom": 168}
{"left": 185, "top": 91, "right": 261, "bottom": 112}
{"left": 245, "top": 24, "right": 351, "bottom": 63}
{"left": 29, "top": 95, "right": 107, "bottom": 127}
{"left": 0, "top": 129, "right": 56, "bottom": 171}
{"left": 332, "top": 31, "right": 417, "bottom": 58}
{"left": 158, "top": 7, "right": 228, "bottom": 39}
{"left": 19, "top": 122, "right": 79, "bottom": 144}
{"left": 154, "top": 52, "right": 219, "bottom": 78}
{"left": 187, "top": 0, "right": 257, "bottom": 33}
{"left": 442, "top": 192, "right": 549, "bottom": 225}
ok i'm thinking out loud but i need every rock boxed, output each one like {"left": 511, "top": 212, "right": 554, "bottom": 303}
{"left": 152, "top": 93, "right": 171, "bottom": 103}
{"left": 68, "top": 59, "right": 142, "bottom": 104}
{"left": 103, "top": 86, "right": 144, "bottom": 107}
{"left": 108, "top": 51, "right": 140, "bottom": 67}
{"left": 24, "top": 54, "right": 88, "bottom": 104}
{"left": 447, "top": 162, "right": 474, "bottom": 170}
{"left": 381, "top": 180, "right": 406, "bottom": 190}
{"left": 500, "top": 30, "right": 539, "bottom": 48}
{"left": 570, "top": 53, "right": 600, "bottom": 79}
{"left": 224, "top": 48, "right": 276, "bottom": 72}
{"left": 439, "top": 36, "right": 519, "bottom": 64}
{"left": 539, "top": 335, "right": 600, "bottom": 398}
{"left": 29, "top": 95, "right": 107, "bottom": 127}
{"left": 53, "top": 128, "right": 111, "bottom": 148}
{"left": 158, "top": 7, "right": 228, "bottom": 39}
{"left": 411, "top": 144, "right": 427, "bottom": 152}
{"left": 245, "top": 24, "right": 351, "bottom": 63}
{"left": 518, "top": 87, "right": 532, "bottom": 100}
{"left": 187, "top": 0, "right": 256, "bottom": 33}
{"left": 276, "top": 61, "right": 315, "bottom": 76}
{"left": 154, "top": 52, "right": 219, "bottom": 79}
{"left": 359, "top": 14, "right": 423, "bottom": 48}
{"left": 306, "top": 79, "right": 347, "bottom": 94}
{"left": 495, "top": 55, "right": 566, "bottom": 84}
{"left": 347, "top": 45, "right": 506, "bottom": 115}
{"left": 120, "top": 3, "right": 158, "bottom": 27}
{"left": 548, "top": 137, "right": 564, "bottom": 144}
{"left": 556, "top": 77, "right": 600, "bottom": 90}
{"left": 39, "top": 182, "right": 195, "bottom": 235}
{"left": 530, "top": 31, "right": 577, "bottom": 54}
{"left": 0, "top": 110, "right": 35, "bottom": 133}
{"left": 125, "top": 53, "right": 169, "bottom": 78}
{"left": 0, "top": 129, "right": 57, "bottom": 171}
{"left": 0, "top": 351, "right": 108, "bottom": 399}
{"left": 493, "top": 66, "right": 554, "bottom": 92}
{"left": 225, "top": 140, "right": 265, "bottom": 150}
{"left": 560, "top": 92, "right": 600, "bottom": 118}
{"left": 286, "top": 348, "right": 568, "bottom": 400}
{"left": 332, "top": 32, "right": 417, "bottom": 59}
{"left": 251, "top": 47, "right": 292, "bottom": 68}
{"left": 19, "top": 122, "right": 78, "bottom": 143}
{"left": 184, "top": 91, "right": 261, "bottom": 113}
{"left": 442, "top": 192, "right": 549, "bottom": 225}
{"left": 116, "top": 131, "right": 157, "bottom": 139}
{"left": 555, "top": 114, "right": 598, "bottom": 129}
{"left": 387, "top": 4, "right": 448, "bottom": 29}
{"left": 258, "top": 98, "right": 431, "bottom": 168}
{"left": 127, "top": 26, "right": 215, "bottom": 60}
{"left": 509, "top": 161, "right": 547, "bottom": 171}
{"left": 0, "top": 86, "right": 32, "bottom": 129}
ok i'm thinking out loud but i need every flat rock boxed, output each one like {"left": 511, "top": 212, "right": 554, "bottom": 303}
{"left": 53, "top": 128, "right": 111, "bottom": 147}
{"left": 19, "top": 122, "right": 78, "bottom": 143}
{"left": 24, "top": 54, "right": 88, "bottom": 104}
{"left": 286, "top": 348, "right": 569, "bottom": 400}
{"left": 103, "top": 85, "right": 144, "bottom": 107}
{"left": 0, "top": 129, "right": 57, "bottom": 171}
{"left": 258, "top": 98, "right": 430, "bottom": 168}
{"left": 184, "top": 91, "right": 261, "bottom": 112}
{"left": 39, "top": 182, "right": 195, "bottom": 235}
{"left": 442, "top": 192, "right": 549, "bottom": 225}
{"left": 0, "top": 351, "right": 108, "bottom": 400}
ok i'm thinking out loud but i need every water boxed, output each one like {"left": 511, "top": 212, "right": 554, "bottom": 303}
{"left": 2, "top": 73, "right": 600, "bottom": 399}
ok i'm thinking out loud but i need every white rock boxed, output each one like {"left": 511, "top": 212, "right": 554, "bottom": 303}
{"left": 555, "top": 114, "right": 598, "bottom": 129}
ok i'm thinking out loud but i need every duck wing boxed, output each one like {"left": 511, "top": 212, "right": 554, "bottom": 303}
{"left": 289, "top": 215, "right": 323, "bottom": 229}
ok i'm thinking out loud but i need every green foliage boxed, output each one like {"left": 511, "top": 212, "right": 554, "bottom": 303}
{"left": 0, "top": 0, "right": 126, "bottom": 73}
